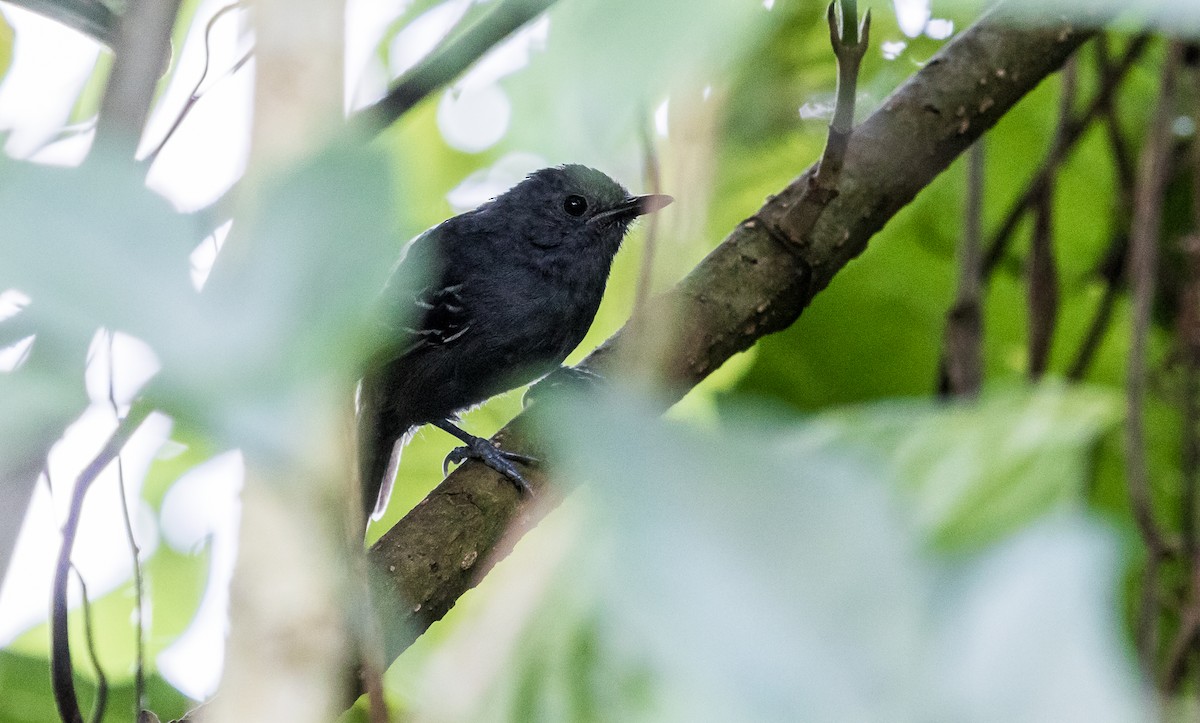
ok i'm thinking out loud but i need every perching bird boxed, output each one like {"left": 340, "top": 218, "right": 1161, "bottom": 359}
{"left": 358, "top": 164, "right": 672, "bottom": 521}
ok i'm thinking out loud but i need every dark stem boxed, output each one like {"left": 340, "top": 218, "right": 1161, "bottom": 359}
{"left": 1164, "top": 59, "right": 1200, "bottom": 691}
{"left": 1065, "top": 233, "right": 1125, "bottom": 381}
{"left": 143, "top": 2, "right": 251, "bottom": 167}
{"left": 107, "top": 333, "right": 146, "bottom": 713}
{"left": 983, "top": 34, "right": 1149, "bottom": 276}
{"left": 69, "top": 565, "right": 107, "bottom": 723}
{"left": 1163, "top": 565, "right": 1200, "bottom": 692}
{"left": 939, "top": 139, "right": 986, "bottom": 397}
{"left": 1066, "top": 39, "right": 1140, "bottom": 382}
{"left": 1026, "top": 185, "right": 1058, "bottom": 379}
{"left": 1126, "top": 42, "right": 1183, "bottom": 671}
{"left": 51, "top": 405, "right": 152, "bottom": 723}
{"left": 1026, "top": 57, "right": 1076, "bottom": 378}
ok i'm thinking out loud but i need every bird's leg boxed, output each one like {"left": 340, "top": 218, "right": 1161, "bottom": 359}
{"left": 434, "top": 419, "right": 537, "bottom": 495}
{"left": 523, "top": 365, "right": 604, "bottom": 408}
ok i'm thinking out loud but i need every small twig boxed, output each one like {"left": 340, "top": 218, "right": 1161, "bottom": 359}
{"left": 1127, "top": 41, "right": 1183, "bottom": 670}
{"left": 983, "top": 34, "right": 1150, "bottom": 276}
{"left": 352, "top": 0, "right": 559, "bottom": 134}
{"left": 814, "top": 0, "right": 868, "bottom": 187}
{"left": 1164, "top": 566, "right": 1200, "bottom": 692}
{"left": 69, "top": 565, "right": 107, "bottom": 723}
{"left": 1180, "top": 235, "right": 1200, "bottom": 562}
{"left": 106, "top": 333, "right": 146, "bottom": 713}
{"left": 1066, "top": 40, "right": 1140, "bottom": 381}
{"left": 143, "top": 2, "right": 251, "bottom": 167}
{"left": 761, "top": 0, "right": 870, "bottom": 250}
{"left": 94, "top": 0, "right": 186, "bottom": 158}
{"left": 1026, "top": 58, "right": 1075, "bottom": 379}
{"left": 1162, "top": 61, "right": 1200, "bottom": 692}
{"left": 51, "top": 404, "right": 153, "bottom": 723}
{"left": 1096, "top": 37, "right": 1137, "bottom": 202}
{"left": 1026, "top": 185, "right": 1058, "bottom": 379}
{"left": 939, "top": 139, "right": 985, "bottom": 396}
{"left": 1140, "top": 557, "right": 1165, "bottom": 681}
{"left": 1066, "top": 232, "right": 1127, "bottom": 381}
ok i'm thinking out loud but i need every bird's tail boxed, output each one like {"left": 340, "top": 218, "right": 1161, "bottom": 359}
{"left": 356, "top": 379, "right": 415, "bottom": 525}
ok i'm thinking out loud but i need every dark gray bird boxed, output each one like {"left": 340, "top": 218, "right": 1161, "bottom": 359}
{"left": 358, "top": 164, "right": 672, "bottom": 520}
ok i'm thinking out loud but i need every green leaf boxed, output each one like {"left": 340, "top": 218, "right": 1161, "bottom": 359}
{"left": 503, "top": 0, "right": 768, "bottom": 160}
{"left": 802, "top": 384, "right": 1123, "bottom": 549}
{"left": 0, "top": 649, "right": 194, "bottom": 723}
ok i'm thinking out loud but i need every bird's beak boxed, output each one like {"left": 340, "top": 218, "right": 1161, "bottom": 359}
{"left": 589, "top": 193, "right": 674, "bottom": 225}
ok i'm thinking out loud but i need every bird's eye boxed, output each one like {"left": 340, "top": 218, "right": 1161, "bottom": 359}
{"left": 563, "top": 195, "right": 588, "bottom": 217}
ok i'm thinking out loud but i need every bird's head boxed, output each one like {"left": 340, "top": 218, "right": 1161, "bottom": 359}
{"left": 492, "top": 164, "right": 673, "bottom": 255}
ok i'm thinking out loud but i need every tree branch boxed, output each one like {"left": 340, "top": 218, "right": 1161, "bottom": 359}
{"left": 94, "top": 0, "right": 184, "bottom": 158}
{"left": 1, "top": 0, "right": 116, "bottom": 46}
{"left": 367, "top": 7, "right": 1095, "bottom": 664}
{"left": 350, "top": 0, "right": 557, "bottom": 135}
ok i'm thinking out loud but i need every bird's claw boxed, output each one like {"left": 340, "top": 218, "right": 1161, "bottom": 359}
{"left": 442, "top": 438, "right": 538, "bottom": 495}
{"left": 524, "top": 366, "right": 605, "bottom": 408}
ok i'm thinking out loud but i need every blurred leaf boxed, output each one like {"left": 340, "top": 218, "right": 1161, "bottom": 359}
{"left": 992, "top": 0, "right": 1200, "bottom": 32}
{"left": 0, "top": 369, "right": 82, "bottom": 473}
{"left": 0, "top": 12, "right": 12, "bottom": 85}
{"left": 456, "top": 389, "right": 1152, "bottom": 722}
{"left": 504, "top": 0, "right": 768, "bottom": 161}
{"left": 930, "top": 518, "right": 1145, "bottom": 723}
{"left": 0, "top": 650, "right": 193, "bottom": 723}
{"left": 799, "top": 384, "right": 1122, "bottom": 549}
{"left": 169, "top": 143, "right": 402, "bottom": 399}
{"left": 0, "top": 157, "right": 199, "bottom": 351}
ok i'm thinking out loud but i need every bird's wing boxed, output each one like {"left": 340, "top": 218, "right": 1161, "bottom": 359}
{"left": 398, "top": 280, "right": 471, "bottom": 355}
{"left": 358, "top": 219, "right": 475, "bottom": 521}
{"left": 378, "top": 219, "right": 479, "bottom": 357}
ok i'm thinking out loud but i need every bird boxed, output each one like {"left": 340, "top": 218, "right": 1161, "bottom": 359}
{"left": 357, "top": 164, "right": 673, "bottom": 521}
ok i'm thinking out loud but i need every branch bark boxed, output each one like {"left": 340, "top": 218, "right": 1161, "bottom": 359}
{"left": 93, "top": 0, "right": 184, "bottom": 158}
{"left": 367, "top": 8, "right": 1096, "bottom": 663}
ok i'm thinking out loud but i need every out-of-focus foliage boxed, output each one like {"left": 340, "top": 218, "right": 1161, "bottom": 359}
{"left": 0, "top": 143, "right": 407, "bottom": 715}
{"left": 0, "top": 14, "right": 12, "bottom": 84}
{"left": 377, "top": 388, "right": 1147, "bottom": 722}
{"left": 0, "top": 651, "right": 191, "bottom": 723}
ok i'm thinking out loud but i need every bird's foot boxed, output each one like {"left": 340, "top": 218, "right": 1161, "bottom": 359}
{"left": 524, "top": 365, "right": 604, "bottom": 408}
{"left": 442, "top": 436, "right": 538, "bottom": 495}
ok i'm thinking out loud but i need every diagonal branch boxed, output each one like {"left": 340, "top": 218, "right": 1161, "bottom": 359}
{"left": 1, "top": 0, "right": 116, "bottom": 46}
{"left": 51, "top": 405, "right": 152, "bottom": 723}
{"left": 94, "top": 0, "right": 185, "bottom": 158}
{"left": 350, "top": 0, "right": 557, "bottom": 135}
{"left": 367, "top": 8, "right": 1096, "bottom": 664}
